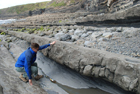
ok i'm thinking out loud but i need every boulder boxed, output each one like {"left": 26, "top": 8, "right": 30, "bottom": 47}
{"left": 84, "top": 41, "right": 93, "bottom": 47}
{"left": 81, "top": 33, "right": 89, "bottom": 38}
{"left": 74, "top": 29, "right": 84, "bottom": 37}
{"left": 102, "top": 32, "right": 113, "bottom": 38}
{"left": 71, "top": 35, "right": 79, "bottom": 41}
{"left": 55, "top": 33, "right": 65, "bottom": 40}
{"left": 90, "top": 32, "right": 102, "bottom": 41}
{"left": 60, "top": 34, "right": 71, "bottom": 41}
{"left": 69, "top": 29, "right": 74, "bottom": 35}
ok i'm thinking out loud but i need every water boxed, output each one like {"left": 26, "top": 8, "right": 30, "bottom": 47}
{"left": 0, "top": 19, "right": 16, "bottom": 25}
{"left": 0, "top": 19, "right": 25, "bottom": 25}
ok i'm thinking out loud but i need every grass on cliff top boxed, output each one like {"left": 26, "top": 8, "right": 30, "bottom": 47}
{"left": 0, "top": 1, "right": 49, "bottom": 14}
{"left": 47, "top": 1, "right": 66, "bottom": 8}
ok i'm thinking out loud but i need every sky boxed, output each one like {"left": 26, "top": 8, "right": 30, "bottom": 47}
{"left": 0, "top": 0, "right": 51, "bottom": 9}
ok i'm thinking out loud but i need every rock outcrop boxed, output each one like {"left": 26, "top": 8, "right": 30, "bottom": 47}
{"left": 1, "top": 29, "right": 140, "bottom": 94}
{"left": 0, "top": 44, "right": 48, "bottom": 94}
{"left": 2, "top": 2, "right": 140, "bottom": 29}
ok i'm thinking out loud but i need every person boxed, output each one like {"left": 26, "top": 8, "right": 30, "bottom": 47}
{"left": 15, "top": 41, "right": 56, "bottom": 85}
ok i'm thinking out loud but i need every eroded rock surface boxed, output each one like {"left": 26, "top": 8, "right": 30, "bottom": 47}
{"left": 0, "top": 29, "right": 139, "bottom": 94}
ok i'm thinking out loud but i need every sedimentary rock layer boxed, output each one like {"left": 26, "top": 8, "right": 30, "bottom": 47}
{"left": 0, "top": 29, "right": 140, "bottom": 94}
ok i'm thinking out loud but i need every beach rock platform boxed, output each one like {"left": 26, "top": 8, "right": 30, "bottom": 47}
{"left": 0, "top": 29, "right": 140, "bottom": 94}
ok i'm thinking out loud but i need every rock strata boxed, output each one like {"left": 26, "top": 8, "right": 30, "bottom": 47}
{"left": 1, "top": 29, "right": 140, "bottom": 94}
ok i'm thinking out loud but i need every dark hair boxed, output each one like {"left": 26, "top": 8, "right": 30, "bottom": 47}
{"left": 31, "top": 43, "right": 39, "bottom": 49}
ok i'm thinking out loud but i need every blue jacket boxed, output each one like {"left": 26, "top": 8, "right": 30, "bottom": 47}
{"left": 15, "top": 44, "right": 50, "bottom": 79}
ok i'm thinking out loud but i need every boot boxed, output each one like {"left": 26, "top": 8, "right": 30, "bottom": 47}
{"left": 34, "top": 75, "right": 43, "bottom": 81}
{"left": 19, "top": 74, "right": 28, "bottom": 83}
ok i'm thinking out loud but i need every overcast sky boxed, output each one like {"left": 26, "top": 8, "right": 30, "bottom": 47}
{"left": 0, "top": 0, "right": 51, "bottom": 9}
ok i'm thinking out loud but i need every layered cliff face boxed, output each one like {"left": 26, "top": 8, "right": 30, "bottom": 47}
{"left": 45, "top": 0, "right": 140, "bottom": 13}
{"left": 1, "top": 0, "right": 140, "bottom": 19}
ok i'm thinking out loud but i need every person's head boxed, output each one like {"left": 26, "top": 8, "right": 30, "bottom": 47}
{"left": 31, "top": 43, "right": 39, "bottom": 53}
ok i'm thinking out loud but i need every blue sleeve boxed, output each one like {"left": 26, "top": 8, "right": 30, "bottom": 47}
{"left": 24, "top": 53, "right": 32, "bottom": 79}
{"left": 39, "top": 44, "right": 50, "bottom": 50}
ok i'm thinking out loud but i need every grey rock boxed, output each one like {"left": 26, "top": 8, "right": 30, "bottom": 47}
{"left": 60, "top": 34, "right": 71, "bottom": 41}
{"left": 74, "top": 29, "right": 84, "bottom": 37}
{"left": 83, "top": 65, "right": 93, "bottom": 76}
{"left": 92, "top": 67, "right": 100, "bottom": 77}
{"left": 129, "top": 78, "right": 138, "bottom": 91}
{"left": 81, "top": 33, "right": 89, "bottom": 38}
{"left": 2, "top": 29, "right": 140, "bottom": 94}
{"left": 69, "top": 29, "right": 74, "bottom": 33}
{"left": 49, "top": 34, "right": 54, "bottom": 38}
{"left": 90, "top": 32, "right": 102, "bottom": 41}
{"left": 116, "top": 27, "right": 123, "bottom": 32}
{"left": 63, "top": 29, "right": 68, "bottom": 33}
{"left": 55, "top": 33, "right": 65, "bottom": 40}
{"left": 99, "top": 68, "right": 105, "bottom": 77}
{"left": 121, "top": 76, "right": 131, "bottom": 89}
{"left": 0, "top": 85, "right": 3, "bottom": 94}
{"left": 39, "top": 32, "right": 46, "bottom": 36}
{"left": 87, "top": 31, "right": 92, "bottom": 35}
{"left": 98, "top": 38, "right": 109, "bottom": 41}
{"left": 71, "top": 35, "right": 79, "bottom": 41}
{"left": 84, "top": 41, "right": 93, "bottom": 47}
{"left": 102, "top": 32, "right": 113, "bottom": 37}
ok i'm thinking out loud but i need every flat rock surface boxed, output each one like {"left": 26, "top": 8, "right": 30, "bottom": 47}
{"left": 0, "top": 45, "right": 47, "bottom": 94}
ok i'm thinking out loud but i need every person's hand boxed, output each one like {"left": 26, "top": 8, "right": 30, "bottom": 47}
{"left": 29, "top": 79, "right": 33, "bottom": 86}
{"left": 50, "top": 41, "right": 56, "bottom": 45}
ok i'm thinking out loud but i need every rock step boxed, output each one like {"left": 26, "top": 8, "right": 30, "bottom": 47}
{"left": 2, "top": 4, "right": 140, "bottom": 28}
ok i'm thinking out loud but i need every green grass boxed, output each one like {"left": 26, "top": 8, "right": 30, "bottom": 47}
{"left": 0, "top": 1, "right": 49, "bottom": 14}
{"left": 37, "top": 26, "right": 44, "bottom": 31}
{"left": 0, "top": 32, "right": 5, "bottom": 35}
{"left": 70, "top": 0, "right": 75, "bottom": 3}
{"left": 48, "top": 1, "right": 66, "bottom": 7}
{"left": 59, "top": 20, "right": 62, "bottom": 23}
